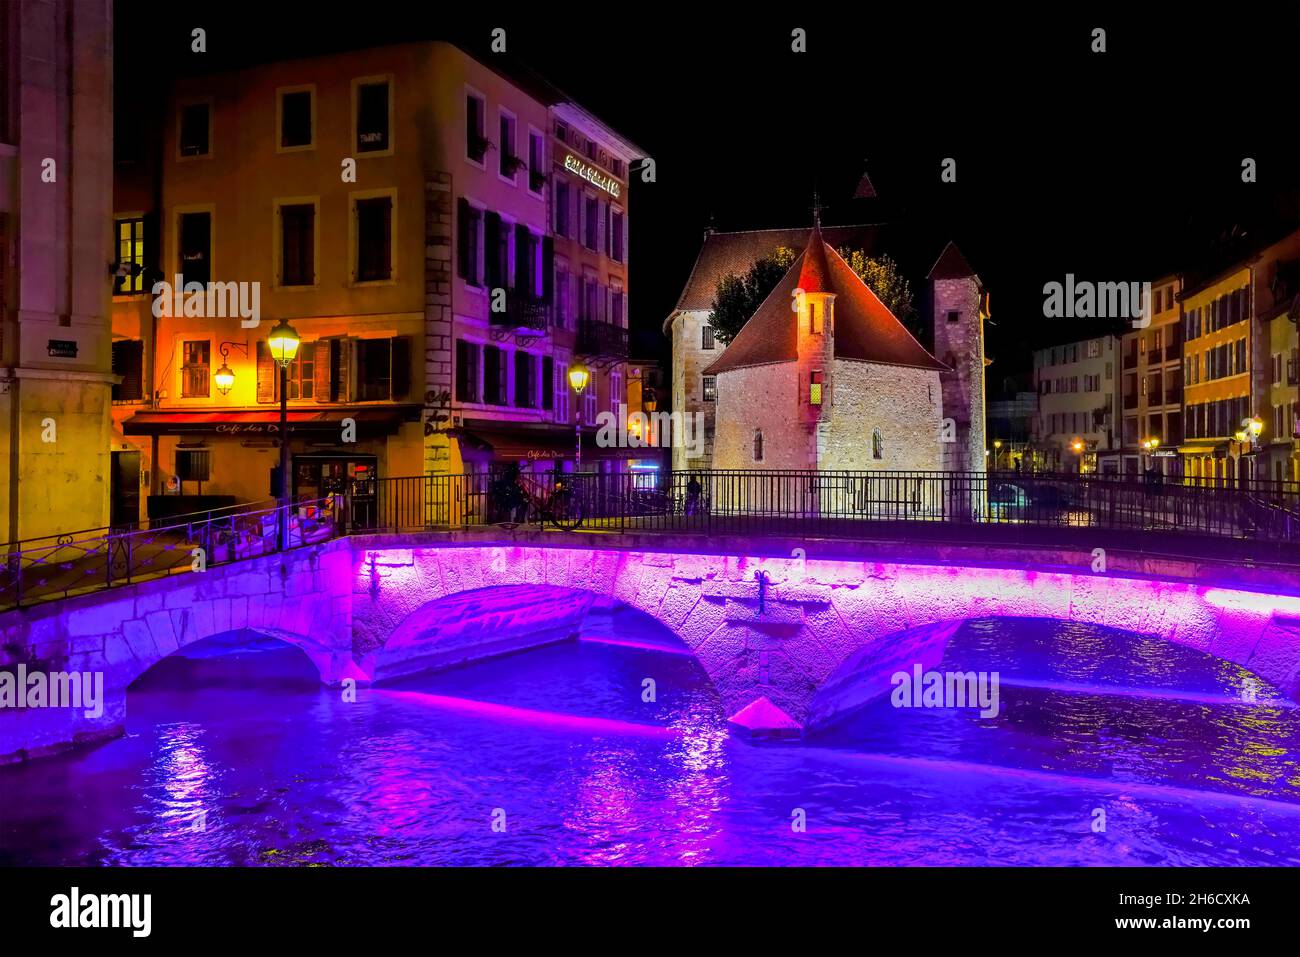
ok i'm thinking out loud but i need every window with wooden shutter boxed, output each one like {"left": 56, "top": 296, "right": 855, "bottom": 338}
{"left": 514, "top": 223, "right": 530, "bottom": 294}
{"left": 257, "top": 341, "right": 277, "bottom": 403}
{"left": 541, "top": 355, "right": 554, "bottom": 410}
{"left": 181, "top": 340, "right": 211, "bottom": 397}
{"left": 457, "top": 198, "right": 471, "bottom": 280}
{"left": 111, "top": 340, "right": 145, "bottom": 401}
{"left": 542, "top": 237, "right": 554, "bottom": 303}
{"left": 391, "top": 336, "right": 411, "bottom": 399}
{"left": 485, "top": 211, "right": 502, "bottom": 290}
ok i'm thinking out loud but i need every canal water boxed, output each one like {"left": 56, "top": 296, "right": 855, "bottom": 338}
{"left": 2, "top": 616, "right": 1299, "bottom": 866}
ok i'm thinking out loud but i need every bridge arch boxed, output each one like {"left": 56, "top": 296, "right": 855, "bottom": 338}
{"left": 806, "top": 614, "right": 1295, "bottom": 731}
{"left": 352, "top": 544, "right": 1300, "bottom": 732}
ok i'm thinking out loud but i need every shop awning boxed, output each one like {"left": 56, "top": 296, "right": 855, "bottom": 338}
{"left": 453, "top": 421, "right": 628, "bottom": 462}
{"left": 121, "top": 405, "right": 421, "bottom": 437}
{"left": 1177, "top": 442, "right": 1230, "bottom": 456}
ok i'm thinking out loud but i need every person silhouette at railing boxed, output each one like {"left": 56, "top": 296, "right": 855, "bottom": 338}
{"left": 685, "top": 474, "right": 703, "bottom": 517}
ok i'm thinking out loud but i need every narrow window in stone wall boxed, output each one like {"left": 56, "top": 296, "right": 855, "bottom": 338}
{"left": 702, "top": 375, "right": 716, "bottom": 402}
{"left": 753, "top": 430, "right": 764, "bottom": 463}
{"left": 872, "top": 428, "right": 884, "bottom": 460}
{"left": 810, "top": 302, "right": 821, "bottom": 334}
{"left": 810, "top": 370, "right": 823, "bottom": 405}
{"left": 701, "top": 325, "right": 714, "bottom": 350}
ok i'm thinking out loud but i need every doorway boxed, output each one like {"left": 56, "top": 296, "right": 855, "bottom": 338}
{"left": 110, "top": 450, "right": 141, "bottom": 528}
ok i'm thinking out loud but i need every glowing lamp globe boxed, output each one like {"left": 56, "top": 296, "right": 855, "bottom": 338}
{"left": 568, "top": 363, "right": 590, "bottom": 395}
{"left": 214, "top": 362, "right": 236, "bottom": 396}
{"left": 267, "top": 319, "right": 301, "bottom": 368}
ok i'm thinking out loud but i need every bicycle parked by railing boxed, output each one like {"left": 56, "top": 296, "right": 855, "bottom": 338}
{"left": 488, "top": 466, "right": 584, "bottom": 531}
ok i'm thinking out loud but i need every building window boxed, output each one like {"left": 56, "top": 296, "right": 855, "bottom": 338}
{"left": 946, "top": 310, "right": 960, "bottom": 323}
{"left": 541, "top": 355, "right": 554, "bottom": 410}
{"left": 483, "top": 345, "right": 508, "bottom": 405}
{"left": 753, "top": 429, "right": 764, "bottom": 463}
{"left": 179, "top": 102, "right": 210, "bottom": 157}
{"left": 181, "top": 340, "right": 210, "bottom": 398}
{"left": 354, "top": 196, "right": 393, "bottom": 282}
{"left": 610, "top": 210, "right": 625, "bottom": 263}
{"left": 498, "top": 112, "right": 518, "bottom": 181}
{"left": 278, "top": 203, "right": 316, "bottom": 287}
{"left": 702, "top": 375, "right": 716, "bottom": 402}
{"left": 178, "top": 212, "right": 211, "bottom": 286}
{"left": 111, "top": 340, "right": 144, "bottom": 401}
{"left": 810, "top": 370, "right": 823, "bottom": 405}
{"left": 175, "top": 449, "right": 212, "bottom": 483}
{"left": 611, "top": 286, "right": 625, "bottom": 327}
{"left": 554, "top": 264, "right": 570, "bottom": 328}
{"left": 583, "top": 196, "right": 599, "bottom": 251}
{"left": 873, "top": 428, "right": 884, "bottom": 460}
{"left": 283, "top": 341, "right": 315, "bottom": 400}
{"left": 466, "top": 92, "right": 487, "bottom": 163}
{"left": 279, "top": 88, "right": 314, "bottom": 149}
{"left": 810, "top": 302, "right": 822, "bottom": 334}
{"left": 528, "top": 130, "right": 545, "bottom": 193}
{"left": 114, "top": 217, "right": 145, "bottom": 294}
{"left": 356, "top": 338, "right": 392, "bottom": 401}
{"left": 514, "top": 351, "right": 535, "bottom": 407}
{"left": 456, "top": 339, "right": 481, "bottom": 403}
{"left": 555, "top": 180, "right": 570, "bottom": 238}
{"left": 702, "top": 325, "right": 715, "bottom": 350}
{"left": 355, "top": 79, "right": 390, "bottom": 153}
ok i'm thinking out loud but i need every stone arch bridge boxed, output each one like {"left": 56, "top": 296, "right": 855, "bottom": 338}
{"left": 3, "top": 532, "right": 1299, "bottom": 760}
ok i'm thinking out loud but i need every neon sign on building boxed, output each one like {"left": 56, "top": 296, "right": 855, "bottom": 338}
{"left": 564, "top": 154, "right": 621, "bottom": 198}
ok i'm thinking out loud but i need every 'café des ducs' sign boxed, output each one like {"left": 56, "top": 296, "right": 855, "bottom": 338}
{"left": 564, "top": 154, "right": 620, "bottom": 198}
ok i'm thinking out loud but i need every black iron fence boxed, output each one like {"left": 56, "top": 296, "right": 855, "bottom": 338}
{"left": 360, "top": 470, "right": 1300, "bottom": 564}
{"left": 1, "top": 497, "right": 340, "bottom": 610}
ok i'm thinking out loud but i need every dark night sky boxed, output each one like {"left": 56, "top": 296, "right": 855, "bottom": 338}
{"left": 117, "top": 5, "right": 1300, "bottom": 389}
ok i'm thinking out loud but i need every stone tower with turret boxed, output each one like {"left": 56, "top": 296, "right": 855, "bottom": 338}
{"left": 928, "top": 242, "right": 987, "bottom": 474}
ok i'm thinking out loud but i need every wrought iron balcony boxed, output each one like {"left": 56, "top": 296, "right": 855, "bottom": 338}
{"left": 576, "top": 319, "right": 629, "bottom": 358}
{"left": 492, "top": 291, "right": 551, "bottom": 332}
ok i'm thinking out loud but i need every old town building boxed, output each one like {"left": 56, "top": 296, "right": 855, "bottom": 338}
{"left": 703, "top": 223, "right": 956, "bottom": 473}
{"left": 663, "top": 223, "right": 882, "bottom": 471}
{"left": 108, "top": 42, "right": 640, "bottom": 523}
{"left": 0, "top": 1, "right": 115, "bottom": 541}
{"left": 1030, "top": 335, "right": 1121, "bottom": 472}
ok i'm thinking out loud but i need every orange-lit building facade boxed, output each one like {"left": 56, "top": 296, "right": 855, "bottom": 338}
{"left": 110, "top": 42, "right": 641, "bottom": 523}
{"left": 1109, "top": 275, "right": 1183, "bottom": 477}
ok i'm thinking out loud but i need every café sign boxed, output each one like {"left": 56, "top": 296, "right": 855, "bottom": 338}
{"left": 564, "top": 154, "right": 620, "bottom": 198}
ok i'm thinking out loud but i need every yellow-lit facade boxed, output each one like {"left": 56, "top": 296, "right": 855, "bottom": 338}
{"left": 1179, "top": 267, "right": 1253, "bottom": 484}
{"left": 109, "top": 42, "right": 639, "bottom": 524}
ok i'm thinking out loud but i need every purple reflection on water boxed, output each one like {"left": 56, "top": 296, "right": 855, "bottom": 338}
{"left": 0, "top": 616, "right": 1298, "bottom": 866}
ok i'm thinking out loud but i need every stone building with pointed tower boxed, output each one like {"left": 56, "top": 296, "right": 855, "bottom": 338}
{"left": 928, "top": 242, "right": 988, "bottom": 474}
{"left": 704, "top": 223, "right": 949, "bottom": 472}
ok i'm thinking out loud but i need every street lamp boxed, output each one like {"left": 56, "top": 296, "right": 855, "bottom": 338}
{"left": 568, "top": 362, "right": 590, "bottom": 472}
{"left": 993, "top": 438, "right": 1003, "bottom": 470}
{"left": 213, "top": 341, "right": 248, "bottom": 397}
{"left": 1071, "top": 438, "right": 1085, "bottom": 473}
{"left": 267, "top": 319, "right": 301, "bottom": 550}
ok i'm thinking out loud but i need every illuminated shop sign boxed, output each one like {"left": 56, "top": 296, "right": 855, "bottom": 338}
{"left": 564, "top": 154, "right": 620, "bottom": 197}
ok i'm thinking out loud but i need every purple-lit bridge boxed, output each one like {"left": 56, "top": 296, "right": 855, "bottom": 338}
{"left": 4, "top": 529, "right": 1300, "bottom": 761}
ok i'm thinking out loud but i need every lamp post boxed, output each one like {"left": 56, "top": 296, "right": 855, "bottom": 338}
{"left": 993, "top": 438, "right": 1003, "bottom": 471}
{"left": 568, "top": 362, "right": 590, "bottom": 473}
{"left": 267, "top": 319, "right": 301, "bottom": 550}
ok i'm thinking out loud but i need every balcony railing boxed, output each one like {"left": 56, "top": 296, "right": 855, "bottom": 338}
{"left": 576, "top": 318, "right": 629, "bottom": 358}
{"left": 492, "top": 291, "right": 551, "bottom": 332}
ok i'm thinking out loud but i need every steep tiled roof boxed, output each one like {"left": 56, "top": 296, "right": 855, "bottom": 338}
{"left": 927, "top": 241, "right": 978, "bottom": 281}
{"left": 669, "top": 224, "right": 883, "bottom": 318}
{"left": 703, "top": 236, "right": 947, "bottom": 375}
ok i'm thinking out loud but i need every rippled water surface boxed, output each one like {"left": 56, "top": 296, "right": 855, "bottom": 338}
{"left": 2, "top": 617, "right": 1299, "bottom": 866}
